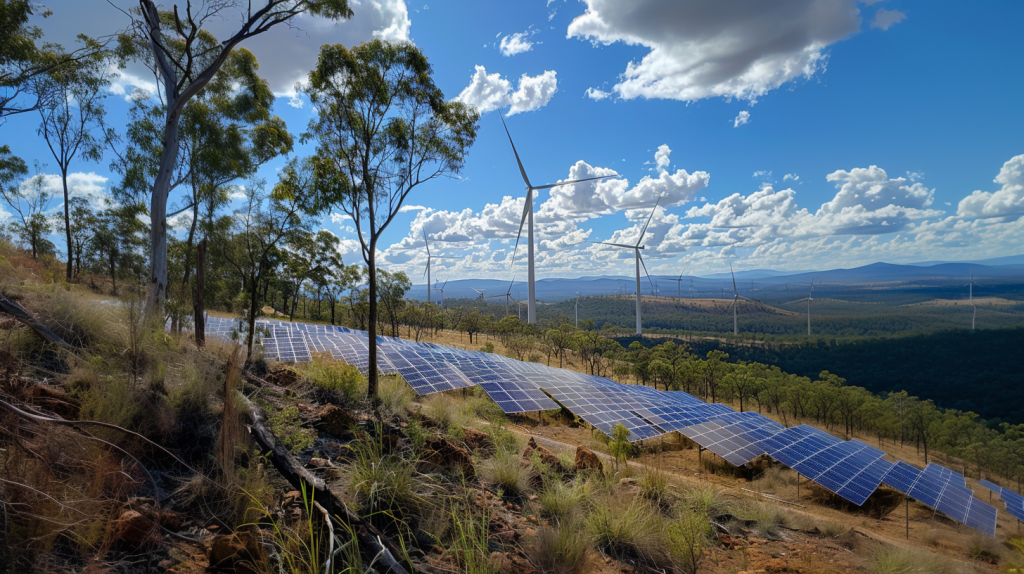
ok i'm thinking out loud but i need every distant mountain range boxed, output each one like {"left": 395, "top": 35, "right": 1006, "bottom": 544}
{"left": 407, "top": 257, "right": 1024, "bottom": 303}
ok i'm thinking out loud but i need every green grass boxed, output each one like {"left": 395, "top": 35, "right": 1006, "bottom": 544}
{"left": 866, "top": 545, "right": 962, "bottom": 574}
{"left": 532, "top": 519, "right": 593, "bottom": 574}
{"left": 480, "top": 448, "right": 535, "bottom": 496}
{"left": 537, "top": 479, "right": 591, "bottom": 521}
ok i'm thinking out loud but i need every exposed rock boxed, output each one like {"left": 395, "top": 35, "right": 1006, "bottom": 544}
{"left": 109, "top": 509, "right": 159, "bottom": 546}
{"left": 424, "top": 435, "right": 475, "bottom": 479}
{"left": 488, "top": 551, "right": 538, "bottom": 574}
{"left": 307, "top": 457, "right": 330, "bottom": 468}
{"left": 314, "top": 404, "right": 357, "bottom": 435}
{"left": 461, "top": 426, "right": 494, "bottom": 452}
{"left": 156, "top": 510, "right": 182, "bottom": 531}
{"left": 208, "top": 532, "right": 262, "bottom": 570}
{"left": 522, "top": 437, "right": 567, "bottom": 475}
{"left": 574, "top": 446, "right": 603, "bottom": 473}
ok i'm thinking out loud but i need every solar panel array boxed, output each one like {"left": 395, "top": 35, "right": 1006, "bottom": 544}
{"left": 882, "top": 463, "right": 998, "bottom": 536}
{"left": 979, "top": 479, "right": 1024, "bottom": 523}
{"left": 190, "top": 316, "right": 1007, "bottom": 535}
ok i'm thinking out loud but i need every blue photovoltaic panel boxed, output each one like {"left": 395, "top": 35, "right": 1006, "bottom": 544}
{"left": 679, "top": 411, "right": 784, "bottom": 466}
{"left": 836, "top": 458, "right": 895, "bottom": 506}
{"left": 882, "top": 461, "right": 922, "bottom": 494}
{"left": 964, "top": 498, "right": 998, "bottom": 537}
{"left": 979, "top": 480, "right": 1024, "bottom": 523}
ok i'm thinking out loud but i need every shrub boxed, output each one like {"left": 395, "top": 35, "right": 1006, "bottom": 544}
{"left": 301, "top": 356, "right": 366, "bottom": 404}
{"left": 667, "top": 507, "right": 713, "bottom": 574}
{"left": 426, "top": 393, "right": 468, "bottom": 430}
{"left": 609, "top": 423, "right": 632, "bottom": 465}
{"left": 679, "top": 484, "right": 726, "bottom": 516}
{"left": 480, "top": 342, "right": 494, "bottom": 353}
{"left": 268, "top": 406, "right": 315, "bottom": 453}
{"left": 532, "top": 518, "right": 592, "bottom": 574}
{"left": 480, "top": 448, "right": 535, "bottom": 496}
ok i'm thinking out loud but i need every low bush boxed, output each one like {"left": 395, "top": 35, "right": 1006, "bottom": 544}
{"left": 732, "top": 501, "right": 786, "bottom": 537}
{"left": 267, "top": 406, "right": 315, "bottom": 453}
{"left": 587, "top": 493, "right": 674, "bottom": 569}
{"left": 484, "top": 423, "right": 523, "bottom": 454}
{"left": 538, "top": 479, "right": 591, "bottom": 521}
{"left": 300, "top": 356, "right": 366, "bottom": 404}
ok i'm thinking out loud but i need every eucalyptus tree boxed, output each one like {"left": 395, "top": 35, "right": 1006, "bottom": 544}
{"left": 116, "top": 0, "right": 353, "bottom": 318}
{"left": 0, "top": 1, "right": 106, "bottom": 121}
{"left": 36, "top": 45, "right": 109, "bottom": 280}
{"left": 68, "top": 195, "right": 97, "bottom": 276}
{"left": 303, "top": 39, "right": 479, "bottom": 399}
{"left": 0, "top": 164, "right": 55, "bottom": 259}
{"left": 89, "top": 199, "right": 148, "bottom": 295}
{"left": 222, "top": 167, "right": 315, "bottom": 355}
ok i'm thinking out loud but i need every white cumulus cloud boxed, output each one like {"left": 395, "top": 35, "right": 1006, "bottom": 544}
{"left": 956, "top": 154, "right": 1024, "bottom": 220}
{"left": 567, "top": 0, "right": 863, "bottom": 102}
{"left": 734, "top": 110, "right": 750, "bottom": 127}
{"left": 499, "top": 31, "right": 535, "bottom": 56}
{"left": 584, "top": 87, "right": 611, "bottom": 101}
{"left": 453, "top": 66, "right": 558, "bottom": 115}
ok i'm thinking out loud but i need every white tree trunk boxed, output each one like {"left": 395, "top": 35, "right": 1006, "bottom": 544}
{"left": 145, "top": 107, "right": 181, "bottom": 318}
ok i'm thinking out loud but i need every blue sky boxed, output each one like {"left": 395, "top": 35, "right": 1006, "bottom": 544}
{"left": 3, "top": 0, "right": 1023, "bottom": 281}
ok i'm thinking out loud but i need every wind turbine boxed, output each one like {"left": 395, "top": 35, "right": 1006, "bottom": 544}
{"left": 966, "top": 269, "right": 980, "bottom": 330}
{"left": 689, "top": 278, "right": 695, "bottom": 299}
{"left": 434, "top": 278, "right": 449, "bottom": 307}
{"left": 470, "top": 287, "right": 487, "bottom": 300}
{"left": 499, "top": 112, "right": 621, "bottom": 325}
{"left": 486, "top": 277, "right": 518, "bottom": 317}
{"left": 575, "top": 291, "right": 580, "bottom": 328}
{"left": 593, "top": 199, "right": 660, "bottom": 335}
{"left": 729, "top": 264, "right": 755, "bottom": 335}
{"left": 422, "top": 230, "right": 456, "bottom": 305}
{"left": 791, "top": 280, "right": 815, "bottom": 336}
{"left": 672, "top": 272, "right": 685, "bottom": 299}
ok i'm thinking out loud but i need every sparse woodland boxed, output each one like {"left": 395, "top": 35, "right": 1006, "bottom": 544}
{"left": 3, "top": 1, "right": 1024, "bottom": 573}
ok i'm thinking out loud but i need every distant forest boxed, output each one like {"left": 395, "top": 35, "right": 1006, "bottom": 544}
{"left": 620, "top": 328, "right": 1024, "bottom": 425}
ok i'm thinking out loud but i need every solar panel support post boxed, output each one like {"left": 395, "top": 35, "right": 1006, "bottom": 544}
{"left": 905, "top": 497, "right": 909, "bottom": 540}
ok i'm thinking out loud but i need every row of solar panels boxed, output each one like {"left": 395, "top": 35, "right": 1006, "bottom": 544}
{"left": 201, "top": 316, "right": 1019, "bottom": 536}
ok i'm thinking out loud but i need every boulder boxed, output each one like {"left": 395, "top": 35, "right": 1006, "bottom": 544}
{"left": 522, "top": 437, "right": 567, "bottom": 475}
{"left": 461, "top": 426, "right": 494, "bottom": 452}
{"left": 109, "top": 509, "right": 159, "bottom": 546}
{"left": 574, "top": 446, "right": 603, "bottom": 474}
{"left": 424, "top": 435, "right": 475, "bottom": 479}
{"left": 314, "top": 405, "right": 357, "bottom": 435}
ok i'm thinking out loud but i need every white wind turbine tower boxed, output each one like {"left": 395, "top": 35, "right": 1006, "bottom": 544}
{"left": 594, "top": 199, "right": 660, "bottom": 336}
{"left": 499, "top": 112, "right": 621, "bottom": 324}
{"left": 966, "top": 268, "right": 979, "bottom": 330}
{"left": 673, "top": 272, "right": 685, "bottom": 299}
{"left": 689, "top": 277, "right": 695, "bottom": 299}
{"left": 791, "top": 279, "right": 815, "bottom": 336}
{"left": 422, "top": 230, "right": 456, "bottom": 305}
{"left": 729, "top": 264, "right": 755, "bottom": 335}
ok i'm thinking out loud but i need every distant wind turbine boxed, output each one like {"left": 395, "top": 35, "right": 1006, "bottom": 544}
{"left": 434, "top": 278, "right": 449, "bottom": 306}
{"left": 470, "top": 287, "right": 487, "bottom": 300}
{"left": 689, "top": 277, "right": 695, "bottom": 299}
{"left": 486, "top": 277, "right": 517, "bottom": 317}
{"left": 966, "top": 269, "right": 980, "bottom": 330}
{"left": 791, "top": 279, "right": 815, "bottom": 336}
{"left": 730, "top": 264, "right": 755, "bottom": 335}
{"left": 422, "top": 230, "right": 456, "bottom": 305}
{"left": 673, "top": 272, "right": 685, "bottom": 299}
{"left": 499, "top": 112, "right": 621, "bottom": 325}
{"left": 593, "top": 198, "right": 660, "bottom": 335}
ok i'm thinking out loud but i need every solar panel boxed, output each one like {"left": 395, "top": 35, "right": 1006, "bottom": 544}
{"left": 678, "top": 411, "right": 784, "bottom": 466}
{"left": 978, "top": 479, "right": 1024, "bottom": 523}
{"left": 881, "top": 461, "right": 922, "bottom": 494}
{"left": 964, "top": 497, "right": 998, "bottom": 537}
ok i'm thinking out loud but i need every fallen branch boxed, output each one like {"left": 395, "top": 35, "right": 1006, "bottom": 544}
{"left": 0, "top": 292, "right": 71, "bottom": 348}
{"left": 242, "top": 394, "right": 412, "bottom": 574}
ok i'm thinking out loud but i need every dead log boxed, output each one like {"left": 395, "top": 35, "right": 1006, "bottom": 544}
{"left": 243, "top": 395, "right": 412, "bottom": 574}
{"left": 0, "top": 292, "right": 71, "bottom": 348}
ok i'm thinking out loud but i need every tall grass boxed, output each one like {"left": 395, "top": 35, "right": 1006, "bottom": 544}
{"left": 538, "top": 479, "right": 591, "bottom": 521}
{"left": 480, "top": 448, "right": 535, "bottom": 496}
{"left": 378, "top": 374, "right": 414, "bottom": 417}
{"left": 532, "top": 518, "right": 592, "bottom": 574}
{"left": 300, "top": 356, "right": 366, "bottom": 404}
{"left": 866, "top": 545, "right": 961, "bottom": 574}
{"left": 346, "top": 429, "right": 426, "bottom": 521}
{"left": 586, "top": 494, "right": 673, "bottom": 569}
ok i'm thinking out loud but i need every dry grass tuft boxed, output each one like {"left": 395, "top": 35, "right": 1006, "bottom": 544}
{"left": 532, "top": 518, "right": 593, "bottom": 574}
{"left": 866, "top": 545, "right": 964, "bottom": 574}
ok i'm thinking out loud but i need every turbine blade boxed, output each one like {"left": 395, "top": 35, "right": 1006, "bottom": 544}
{"left": 422, "top": 229, "right": 430, "bottom": 255}
{"left": 638, "top": 252, "right": 654, "bottom": 290}
{"left": 499, "top": 111, "right": 531, "bottom": 188}
{"left": 595, "top": 242, "right": 637, "bottom": 249}
{"left": 730, "top": 264, "right": 738, "bottom": 295}
{"left": 511, "top": 190, "right": 531, "bottom": 267}
{"left": 637, "top": 197, "right": 661, "bottom": 246}
{"left": 532, "top": 173, "right": 621, "bottom": 190}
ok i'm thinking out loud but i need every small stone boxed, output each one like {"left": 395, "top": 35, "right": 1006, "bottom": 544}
{"left": 109, "top": 510, "right": 159, "bottom": 546}
{"left": 308, "top": 457, "right": 330, "bottom": 468}
{"left": 574, "top": 446, "right": 603, "bottom": 473}
{"left": 314, "top": 405, "right": 358, "bottom": 435}
{"left": 157, "top": 559, "right": 175, "bottom": 571}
